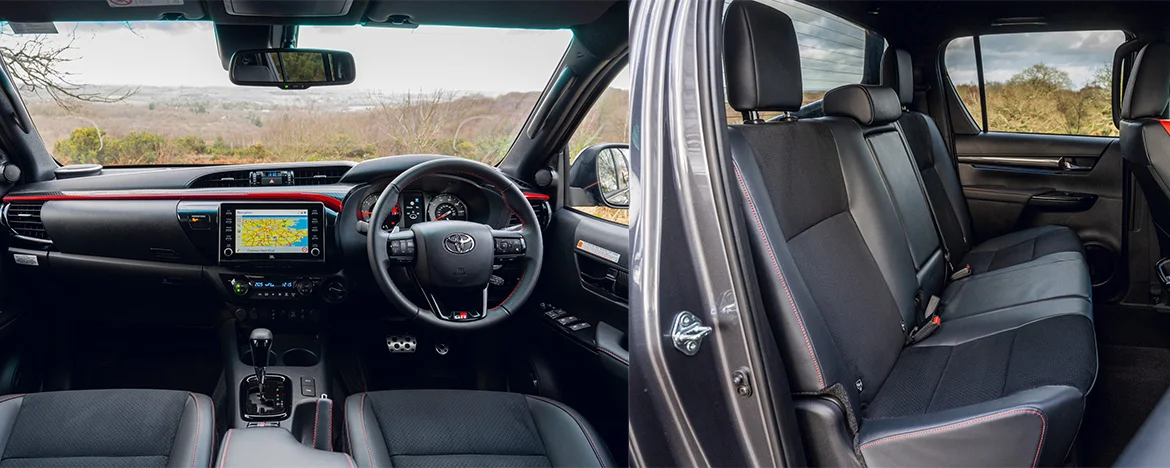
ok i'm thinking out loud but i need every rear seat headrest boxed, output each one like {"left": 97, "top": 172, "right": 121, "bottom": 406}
{"left": 723, "top": 0, "right": 803, "bottom": 113}
{"left": 823, "top": 84, "right": 903, "bottom": 126}
{"left": 881, "top": 48, "right": 913, "bottom": 106}
{"left": 1122, "top": 41, "right": 1170, "bottom": 120}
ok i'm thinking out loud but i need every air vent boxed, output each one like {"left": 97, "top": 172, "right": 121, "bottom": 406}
{"left": 192, "top": 170, "right": 251, "bottom": 188}
{"left": 510, "top": 199, "right": 552, "bottom": 229}
{"left": 191, "top": 167, "right": 349, "bottom": 188}
{"left": 293, "top": 168, "right": 347, "bottom": 186}
{"left": 4, "top": 202, "right": 50, "bottom": 242}
{"left": 322, "top": 278, "right": 347, "bottom": 303}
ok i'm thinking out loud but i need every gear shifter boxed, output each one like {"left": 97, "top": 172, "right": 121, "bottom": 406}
{"left": 249, "top": 328, "right": 272, "bottom": 390}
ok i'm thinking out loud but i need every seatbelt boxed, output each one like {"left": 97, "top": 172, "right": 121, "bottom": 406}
{"left": 906, "top": 295, "right": 942, "bottom": 345}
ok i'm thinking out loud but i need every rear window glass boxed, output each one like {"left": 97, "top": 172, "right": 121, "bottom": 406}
{"left": 723, "top": 0, "right": 885, "bottom": 122}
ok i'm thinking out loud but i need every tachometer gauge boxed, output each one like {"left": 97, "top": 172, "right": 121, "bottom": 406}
{"left": 429, "top": 193, "right": 468, "bottom": 221}
{"left": 358, "top": 193, "right": 400, "bottom": 229}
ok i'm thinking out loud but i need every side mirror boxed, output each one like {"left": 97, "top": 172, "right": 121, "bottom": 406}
{"left": 569, "top": 143, "right": 630, "bottom": 208}
{"left": 229, "top": 49, "right": 356, "bottom": 89}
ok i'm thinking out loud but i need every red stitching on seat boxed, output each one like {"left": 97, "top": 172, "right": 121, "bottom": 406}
{"left": 526, "top": 395, "right": 607, "bottom": 467}
{"left": 360, "top": 393, "right": 374, "bottom": 467}
{"left": 0, "top": 394, "right": 25, "bottom": 405}
{"left": 732, "top": 167, "right": 825, "bottom": 388}
{"left": 313, "top": 397, "right": 321, "bottom": 449}
{"left": 859, "top": 408, "right": 1047, "bottom": 467}
{"left": 188, "top": 393, "right": 201, "bottom": 468}
{"left": 345, "top": 454, "right": 357, "bottom": 468}
{"left": 218, "top": 429, "right": 233, "bottom": 468}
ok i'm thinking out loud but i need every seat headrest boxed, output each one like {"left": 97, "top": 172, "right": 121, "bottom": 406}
{"left": 881, "top": 48, "right": 913, "bottom": 106}
{"left": 1122, "top": 41, "right": 1170, "bottom": 120}
{"left": 823, "top": 85, "right": 903, "bottom": 126}
{"left": 723, "top": 0, "right": 802, "bottom": 112}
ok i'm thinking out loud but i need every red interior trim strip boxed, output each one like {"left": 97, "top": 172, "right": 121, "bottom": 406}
{"left": 3, "top": 192, "right": 344, "bottom": 211}
{"left": 1159, "top": 120, "right": 1170, "bottom": 136}
{"left": 524, "top": 193, "right": 550, "bottom": 201}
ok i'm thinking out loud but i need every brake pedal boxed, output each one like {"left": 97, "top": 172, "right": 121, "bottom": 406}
{"left": 386, "top": 335, "right": 417, "bottom": 353}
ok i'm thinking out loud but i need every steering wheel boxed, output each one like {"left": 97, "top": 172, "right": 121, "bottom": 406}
{"left": 367, "top": 158, "right": 544, "bottom": 330}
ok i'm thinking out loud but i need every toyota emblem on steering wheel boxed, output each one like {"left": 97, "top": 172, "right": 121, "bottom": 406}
{"left": 443, "top": 233, "right": 476, "bottom": 254}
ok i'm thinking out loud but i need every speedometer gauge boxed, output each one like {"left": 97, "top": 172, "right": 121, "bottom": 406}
{"left": 428, "top": 193, "right": 468, "bottom": 221}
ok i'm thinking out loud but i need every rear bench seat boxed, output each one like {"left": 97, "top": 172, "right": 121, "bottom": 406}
{"left": 723, "top": 2, "right": 1097, "bottom": 467}
{"left": 880, "top": 47, "right": 1087, "bottom": 277}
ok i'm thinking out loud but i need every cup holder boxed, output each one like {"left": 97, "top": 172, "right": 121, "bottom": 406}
{"left": 239, "top": 350, "right": 279, "bottom": 367}
{"left": 282, "top": 348, "right": 320, "bottom": 367}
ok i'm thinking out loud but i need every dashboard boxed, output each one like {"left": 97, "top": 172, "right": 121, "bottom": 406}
{"left": 0, "top": 156, "right": 551, "bottom": 324}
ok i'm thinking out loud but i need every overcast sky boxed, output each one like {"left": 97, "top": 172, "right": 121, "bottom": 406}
{"left": 0, "top": 21, "right": 630, "bottom": 94}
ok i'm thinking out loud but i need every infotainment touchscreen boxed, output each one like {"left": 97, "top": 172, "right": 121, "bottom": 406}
{"left": 219, "top": 202, "right": 324, "bottom": 263}
{"left": 235, "top": 209, "right": 310, "bottom": 254}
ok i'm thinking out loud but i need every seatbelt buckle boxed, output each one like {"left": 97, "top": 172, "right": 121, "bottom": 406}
{"left": 949, "top": 264, "right": 972, "bottom": 281}
{"left": 906, "top": 316, "right": 941, "bottom": 345}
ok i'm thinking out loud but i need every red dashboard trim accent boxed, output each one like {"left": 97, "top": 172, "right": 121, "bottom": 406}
{"left": 3, "top": 192, "right": 344, "bottom": 211}
{"left": 524, "top": 193, "right": 550, "bottom": 201}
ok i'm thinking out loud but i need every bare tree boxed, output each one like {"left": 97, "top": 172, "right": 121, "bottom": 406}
{"left": 0, "top": 32, "right": 136, "bottom": 111}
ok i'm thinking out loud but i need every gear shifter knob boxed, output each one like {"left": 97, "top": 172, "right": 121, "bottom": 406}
{"left": 249, "top": 328, "right": 273, "bottom": 388}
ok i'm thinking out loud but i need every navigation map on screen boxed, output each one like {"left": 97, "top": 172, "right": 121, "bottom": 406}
{"left": 235, "top": 209, "right": 310, "bottom": 254}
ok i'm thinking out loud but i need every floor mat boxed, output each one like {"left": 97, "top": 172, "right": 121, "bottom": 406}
{"left": 1081, "top": 344, "right": 1170, "bottom": 466}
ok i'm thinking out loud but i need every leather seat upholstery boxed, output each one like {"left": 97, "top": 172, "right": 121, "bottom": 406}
{"left": 0, "top": 389, "right": 215, "bottom": 468}
{"left": 722, "top": 2, "right": 1097, "bottom": 466}
{"left": 345, "top": 390, "right": 612, "bottom": 468}
{"left": 1120, "top": 41, "right": 1170, "bottom": 255}
{"left": 880, "top": 48, "right": 1085, "bottom": 275}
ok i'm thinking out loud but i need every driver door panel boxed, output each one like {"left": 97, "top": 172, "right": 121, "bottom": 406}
{"left": 526, "top": 207, "right": 628, "bottom": 464}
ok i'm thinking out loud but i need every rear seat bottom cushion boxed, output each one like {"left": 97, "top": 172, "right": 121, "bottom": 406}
{"left": 865, "top": 313, "right": 1096, "bottom": 420}
{"left": 961, "top": 225, "right": 1084, "bottom": 275}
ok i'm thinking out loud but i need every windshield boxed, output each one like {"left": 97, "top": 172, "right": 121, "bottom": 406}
{"left": 0, "top": 22, "right": 572, "bottom": 166}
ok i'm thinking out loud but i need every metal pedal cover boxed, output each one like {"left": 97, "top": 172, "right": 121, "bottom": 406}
{"left": 386, "top": 335, "right": 417, "bottom": 353}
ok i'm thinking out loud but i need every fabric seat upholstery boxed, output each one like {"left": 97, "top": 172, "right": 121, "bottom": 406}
{"left": 722, "top": 2, "right": 1097, "bottom": 466}
{"left": 881, "top": 48, "right": 1085, "bottom": 275}
{"left": 0, "top": 389, "right": 215, "bottom": 468}
{"left": 345, "top": 390, "right": 612, "bottom": 468}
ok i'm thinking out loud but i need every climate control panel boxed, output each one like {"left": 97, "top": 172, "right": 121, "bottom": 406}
{"left": 223, "top": 275, "right": 324, "bottom": 301}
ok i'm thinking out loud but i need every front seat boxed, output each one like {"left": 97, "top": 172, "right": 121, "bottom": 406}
{"left": 346, "top": 390, "right": 612, "bottom": 467}
{"left": 1120, "top": 41, "right": 1170, "bottom": 255}
{"left": 0, "top": 389, "right": 215, "bottom": 467}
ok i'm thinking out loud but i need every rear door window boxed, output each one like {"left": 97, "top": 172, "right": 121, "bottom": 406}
{"left": 945, "top": 30, "right": 1126, "bottom": 136}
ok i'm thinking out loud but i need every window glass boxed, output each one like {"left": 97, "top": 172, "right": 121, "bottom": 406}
{"left": 722, "top": 0, "right": 884, "bottom": 122}
{"left": 567, "top": 66, "right": 630, "bottom": 226}
{"left": 0, "top": 22, "right": 572, "bottom": 166}
{"left": 946, "top": 30, "right": 1125, "bottom": 136}
{"left": 945, "top": 37, "right": 982, "bottom": 130}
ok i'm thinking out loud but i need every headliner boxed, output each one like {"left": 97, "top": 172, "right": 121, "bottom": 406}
{"left": 0, "top": 0, "right": 619, "bottom": 29}
{"left": 807, "top": 1, "right": 1170, "bottom": 47}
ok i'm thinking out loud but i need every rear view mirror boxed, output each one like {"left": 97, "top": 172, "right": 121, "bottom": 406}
{"left": 229, "top": 49, "right": 355, "bottom": 89}
{"left": 569, "top": 143, "right": 630, "bottom": 208}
